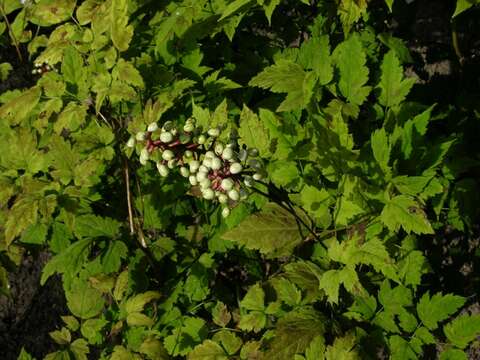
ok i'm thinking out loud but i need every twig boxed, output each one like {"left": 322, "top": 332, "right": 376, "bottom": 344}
{"left": 124, "top": 158, "right": 135, "bottom": 235}
{"left": 0, "top": 3, "right": 23, "bottom": 62}
{"left": 451, "top": 19, "right": 464, "bottom": 66}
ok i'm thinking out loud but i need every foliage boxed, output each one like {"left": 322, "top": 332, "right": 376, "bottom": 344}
{"left": 0, "top": 0, "right": 479, "bottom": 359}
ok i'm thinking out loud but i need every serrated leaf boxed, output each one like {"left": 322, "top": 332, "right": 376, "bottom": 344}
{"left": 271, "top": 277, "right": 302, "bottom": 306}
{"left": 389, "top": 335, "right": 417, "bottom": 360}
{"left": 54, "top": 103, "right": 87, "bottom": 134}
{"left": 371, "top": 127, "right": 391, "bottom": 175}
{"left": 261, "top": 0, "right": 281, "bottom": 24}
{"left": 325, "top": 332, "right": 359, "bottom": 360}
{"left": 113, "top": 59, "right": 144, "bottom": 88}
{"left": 219, "top": 0, "right": 253, "bottom": 21}
{"left": 440, "top": 348, "right": 467, "bottom": 360}
{"left": 127, "top": 312, "right": 155, "bottom": 327}
{"left": 249, "top": 60, "right": 313, "bottom": 112}
{"left": 319, "top": 266, "right": 360, "bottom": 304}
{"left": 398, "top": 250, "right": 427, "bottom": 287}
{"left": 41, "top": 238, "right": 93, "bottom": 284}
{"left": 222, "top": 203, "right": 307, "bottom": 258}
{"left": 212, "top": 302, "right": 232, "bottom": 327}
{"left": 417, "top": 292, "right": 465, "bottom": 330}
{"left": 188, "top": 340, "right": 227, "bottom": 360}
{"left": 125, "top": 291, "right": 161, "bottom": 314}
{"left": 443, "top": 314, "right": 480, "bottom": 349}
{"left": 81, "top": 318, "right": 107, "bottom": 345}
{"left": 212, "top": 330, "right": 242, "bottom": 355}
{"left": 74, "top": 215, "right": 121, "bottom": 238}
{"left": 17, "top": 348, "right": 35, "bottom": 360}
{"left": 20, "top": 223, "right": 48, "bottom": 245}
{"left": 300, "top": 185, "right": 332, "bottom": 227}
{"left": 298, "top": 35, "right": 333, "bottom": 85}
{"left": 337, "top": 0, "right": 368, "bottom": 34}
{"left": 62, "top": 47, "right": 85, "bottom": 87}
{"left": 381, "top": 195, "right": 434, "bottom": 234}
{"left": 29, "top": 0, "right": 76, "bottom": 26}
{"left": 102, "top": 240, "right": 128, "bottom": 273}
{"left": 333, "top": 35, "right": 371, "bottom": 105}
{"left": 264, "top": 308, "right": 325, "bottom": 360}
{"left": 111, "top": 0, "right": 134, "bottom": 51}
{"left": 378, "top": 50, "right": 415, "bottom": 108}
{"left": 238, "top": 105, "right": 270, "bottom": 156}
{"left": 139, "top": 338, "right": 169, "bottom": 360}
{"left": 305, "top": 336, "right": 325, "bottom": 360}
{"left": 66, "top": 279, "right": 105, "bottom": 319}
{"left": 0, "top": 86, "right": 41, "bottom": 125}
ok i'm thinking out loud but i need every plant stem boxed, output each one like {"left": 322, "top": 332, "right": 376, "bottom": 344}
{"left": 451, "top": 18, "right": 464, "bottom": 66}
{"left": 0, "top": 3, "right": 23, "bottom": 62}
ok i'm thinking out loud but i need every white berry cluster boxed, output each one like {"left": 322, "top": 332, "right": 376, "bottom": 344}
{"left": 31, "top": 61, "right": 56, "bottom": 75}
{"left": 127, "top": 118, "right": 267, "bottom": 217}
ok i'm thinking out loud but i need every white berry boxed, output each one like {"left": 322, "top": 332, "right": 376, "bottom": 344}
{"left": 203, "top": 188, "right": 214, "bottom": 199}
{"left": 160, "top": 132, "right": 173, "bottom": 143}
{"left": 180, "top": 167, "right": 190, "bottom": 177}
{"left": 228, "top": 189, "right": 239, "bottom": 201}
{"left": 222, "top": 207, "right": 230, "bottom": 218}
{"left": 229, "top": 163, "right": 243, "bottom": 174}
{"left": 162, "top": 150, "right": 174, "bottom": 161}
{"left": 126, "top": 137, "right": 135, "bottom": 148}
{"left": 136, "top": 131, "right": 146, "bottom": 141}
{"left": 147, "top": 122, "right": 159, "bottom": 132}
{"left": 157, "top": 163, "right": 169, "bottom": 177}
{"left": 221, "top": 178, "right": 234, "bottom": 191}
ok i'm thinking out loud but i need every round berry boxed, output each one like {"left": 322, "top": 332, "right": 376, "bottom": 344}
{"left": 208, "top": 128, "right": 220, "bottom": 137}
{"left": 189, "top": 160, "right": 200, "bottom": 173}
{"left": 157, "top": 163, "right": 169, "bottom": 177}
{"left": 200, "top": 178, "right": 211, "bottom": 189}
{"left": 196, "top": 171, "right": 208, "bottom": 182}
{"left": 222, "top": 147, "right": 234, "bottom": 160}
{"left": 167, "top": 159, "right": 177, "bottom": 169}
{"left": 183, "top": 123, "right": 194, "bottom": 132}
{"left": 162, "top": 149, "right": 174, "bottom": 161}
{"left": 218, "top": 193, "right": 228, "bottom": 204}
{"left": 228, "top": 189, "right": 240, "bottom": 201}
{"left": 221, "top": 178, "right": 234, "bottom": 191}
{"left": 214, "top": 143, "right": 224, "bottom": 156}
{"left": 222, "top": 207, "right": 230, "bottom": 218}
{"left": 160, "top": 131, "right": 173, "bottom": 143}
{"left": 203, "top": 157, "right": 212, "bottom": 169}
{"left": 136, "top": 131, "right": 146, "bottom": 141}
{"left": 238, "top": 149, "right": 248, "bottom": 162}
{"left": 199, "top": 165, "right": 209, "bottom": 174}
{"left": 210, "top": 157, "right": 222, "bottom": 170}
{"left": 253, "top": 172, "right": 264, "bottom": 181}
{"left": 147, "top": 122, "right": 159, "bottom": 132}
{"left": 243, "top": 176, "right": 253, "bottom": 187}
{"left": 203, "top": 188, "right": 215, "bottom": 200}
{"left": 126, "top": 137, "right": 135, "bottom": 148}
{"left": 180, "top": 167, "right": 190, "bottom": 177}
{"left": 198, "top": 135, "right": 206, "bottom": 144}
{"left": 189, "top": 175, "right": 198, "bottom": 186}
{"left": 184, "top": 150, "right": 193, "bottom": 158}
{"left": 229, "top": 162, "right": 243, "bottom": 174}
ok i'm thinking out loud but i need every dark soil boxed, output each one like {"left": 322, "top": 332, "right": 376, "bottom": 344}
{"left": 0, "top": 252, "right": 67, "bottom": 360}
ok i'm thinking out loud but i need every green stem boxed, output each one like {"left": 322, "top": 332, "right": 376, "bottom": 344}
{"left": 0, "top": 3, "right": 23, "bottom": 62}
{"left": 452, "top": 18, "right": 464, "bottom": 65}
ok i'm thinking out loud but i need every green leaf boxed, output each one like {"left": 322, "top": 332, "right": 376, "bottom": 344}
{"left": 333, "top": 35, "right": 371, "bottom": 105}
{"left": 81, "top": 318, "right": 107, "bottom": 345}
{"left": 380, "top": 195, "right": 434, "bottom": 234}
{"left": 384, "top": 0, "right": 394, "bottom": 11}
{"left": 188, "top": 340, "right": 227, "bottom": 360}
{"left": 54, "top": 103, "right": 88, "bottom": 134}
{"left": 66, "top": 278, "right": 105, "bottom": 319}
{"left": 298, "top": 35, "right": 333, "bottom": 85}
{"left": 377, "top": 50, "right": 415, "bottom": 108}
{"left": 29, "top": 0, "right": 76, "bottom": 26}
{"left": 70, "top": 339, "right": 89, "bottom": 360}
{"left": 126, "top": 312, "right": 155, "bottom": 327}
{"left": 319, "top": 266, "right": 360, "bottom": 304}
{"left": 212, "top": 330, "right": 243, "bottom": 355}
{"left": 240, "top": 283, "right": 265, "bottom": 311}
{"left": 305, "top": 336, "right": 325, "bottom": 360}
{"left": 337, "top": 0, "right": 368, "bottom": 34}
{"left": 20, "top": 223, "right": 48, "bottom": 245}
{"left": 453, "top": 0, "right": 480, "bottom": 17}
{"left": 164, "top": 317, "right": 207, "bottom": 356}
{"left": 102, "top": 240, "right": 128, "bottom": 273}
{"left": 139, "top": 338, "right": 169, "bottom": 360}
{"left": 389, "top": 335, "right": 417, "bottom": 360}
{"left": 300, "top": 185, "right": 332, "bottom": 227}
{"left": 249, "top": 60, "right": 313, "bottom": 112}
{"left": 222, "top": 203, "right": 307, "bottom": 258}
{"left": 0, "top": 62, "right": 12, "bottom": 81}
{"left": 264, "top": 308, "right": 325, "bottom": 360}
{"left": 417, "top": 292, "right": 466, "bottom": 330}
{"left": 50, "top": 327, "right": 71, "bottom": 345}
{"left": 371, "top": 127, "right": 391, "bottom": 176}
{"left": 270, "top": 277, "right": 302, "bottom": 306}
{"left": 41, "top": 238, "right": 93, "bottom": 285}
{"left": 113, "top": 59, "right": 144, "bottom": 88}
{"left": 0, "top": 87, "right": 41, "bottom": 125}
{"left": 260, "top": 0, "right": 281, "bottom": 24}
{"left": 74, "top": 215, "right": 121, "bottom": 238}
{"left": 61, "top": 47, "right": 85, "bottom": 88}
{"left": 219, "top": 0, "right": 254, "bottom": 21}
{"left": 444, "top": 314, "right": 480, "bottom": 349}
{"left": 111, "top": 0, "right": 134, "bottom": 51}
{"left": 440, "top": 349, "right": 467, "bottom": 360}
{"left": 238, "top": 105, "right": 270, "bottom": 156}
{"left": 17, "top": 348, "right": 35, "bottom": 360}
{"left": 398, "top": 250, "right": 427, "bottom": 287}
{"left": 212, "top": 302, "right": 232, "bottom": 327}
{"left": 125, "top": 291, "right": 161, "bottom": 314}
{"left": 325, "top": 332, "right": 359, "bottom": 360}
